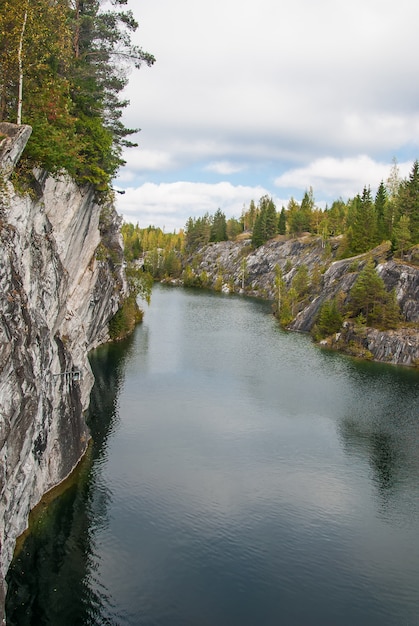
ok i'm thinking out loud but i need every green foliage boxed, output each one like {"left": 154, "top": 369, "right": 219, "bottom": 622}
{"left": 108, "top": 294, "right": 143, "bottom": 341}
{"left": 314, "top": 298, "right": 343, "bottom": 339}
{"left": 347, "top": 258, "right": 400, "bottom": 329}
{"left": 0, "top": 0, "right": 155, "bottom": 190}
{"left": 287, "top": 188, "right": 315, "bottom": 235}
{"left": 393, "top": 214, "right": 412, "bottom": 258}
{"left": 185, "top": 214, "right": 211, "bottom": 251}
{"left": 291, "top": 264, "right": 309, "bottom": 299}
{"left": 181, "top": 265, "right": 211, "bottom": 288}
{"left": 346, "top": 187, "right": 376, "bottom": 255}
{"left": 278, "top": 207, "right": 286, "bottom": 234}
{"left": 125, "top": 264, "right": 153, "bottom": 304}
{"left": 251, "top": 195, "right": 278, "bottom": 247}
{"left": 210, "top": 208, "right": 228, "bottom": 242}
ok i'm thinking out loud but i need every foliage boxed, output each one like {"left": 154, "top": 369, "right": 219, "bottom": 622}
{"left": 251, "top": 195, "right": 278, "bottom": 247}
{"left": 0, "top": 0, "right": 155, "bottom": 190}
{"left": 313, "top": 298, "right": 343, "bottom": 339}
{"left": 347, "top": 259, "right": 400, "bottom": 328}
{"left": 108, "top": 294, "right": 143, "bottom": 340}
{"left": 121, "top": 223, "right": 184, "bottom": 279}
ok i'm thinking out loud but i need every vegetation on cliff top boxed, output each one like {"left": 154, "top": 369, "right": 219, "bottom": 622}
{"left": 121, "top": 158, "right": 419, "bottom": 344}
{"left": 0, "top": 0, "right": 154, "bottom": 191}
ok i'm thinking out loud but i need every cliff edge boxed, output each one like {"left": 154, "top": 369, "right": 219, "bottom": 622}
{"left": 0, "top": 123, "right": 127, "bottom": 622}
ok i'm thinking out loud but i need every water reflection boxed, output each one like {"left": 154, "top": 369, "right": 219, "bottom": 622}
{"left": 5, "top": 336, "right": 134, "bottom": 626}
{"left": 5, "top": 287, "right": 419, "bottom": 626}
{"left": 339, "top": 362, "right": 419, "bottom": 522}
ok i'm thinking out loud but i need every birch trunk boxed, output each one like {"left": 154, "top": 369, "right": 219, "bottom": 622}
{"left": 17, "top": 10, "right": 28, "bottom": 125}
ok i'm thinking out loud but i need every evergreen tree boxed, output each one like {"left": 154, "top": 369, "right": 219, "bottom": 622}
{"left": 251, "top": 212, "right": 264, "bottom": 248}
{"left": 375, "top": 181, "right": 388, "bottom": 243}
{"left": 210, "top": 209, "right": 228, "bottom": 242}
{"left": 347, "top": 187, "right": 376, "bottom": 254}
{"left": 251, "top": 195, "right": 277, "bottom": 247}
{"left": 397, "top": 160, "right": 419, "bottom": 243}
{"left": 393, "top": 214, "right": 412, "bottom": 258}
{"left": 348, "top": 259, "right": 398, "bottom": 327}
{"left": 317, "top": 298, "right": 343, "bottom": 338}
{"left": 278, "top": 207, "right": 286, "bottom": 234}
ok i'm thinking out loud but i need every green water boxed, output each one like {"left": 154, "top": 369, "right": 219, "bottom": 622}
{"left": 6, "top": 285, "right": 419, "bottom": 625}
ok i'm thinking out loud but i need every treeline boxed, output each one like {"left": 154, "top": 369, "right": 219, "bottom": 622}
{"left": 121, "top": 223, "right": 184, "bottom": 279}
{"left": 177, "top": 159, "right": 419, "bottom": 259}
{"left": 0, "top": 0, "right": 154, "bottom": 190}
{"left": 248, "top": 160, "right": 419, "bottom": 256}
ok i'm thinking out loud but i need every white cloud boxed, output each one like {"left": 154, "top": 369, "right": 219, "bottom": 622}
{"left": 113, "top": 0, "right": 419, "bottom": 226}
{"left": 204, "top": 161, "right": 247, "bottom": 175}
{"left": 274, "top": 156, "right": 413, "bottom": 200}
{"left": 116, "top": 181, "right": 271, "bottom": 232}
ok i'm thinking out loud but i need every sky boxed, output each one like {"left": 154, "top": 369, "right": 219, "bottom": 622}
{"left": 114, "top": 0, "right": 419, "bottom": 232}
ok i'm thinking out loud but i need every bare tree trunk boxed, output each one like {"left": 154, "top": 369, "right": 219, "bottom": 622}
{"left": 17, "top": 9, "right": 28, "bottom": 125}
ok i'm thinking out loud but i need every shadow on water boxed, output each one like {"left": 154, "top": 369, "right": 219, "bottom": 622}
{"left": 5, "top": 335, "right": 134, "bottom": 626}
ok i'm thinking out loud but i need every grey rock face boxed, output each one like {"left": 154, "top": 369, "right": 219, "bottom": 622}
{"left": 184, "top": 237, "right": 419, "bottom": 367}
{"left": 0, "top": 126, "right": 126, "bottom": 621}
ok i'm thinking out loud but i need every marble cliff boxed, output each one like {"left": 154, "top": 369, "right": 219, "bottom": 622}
{"left": 0, "top": 122, "right": 127, "bottom": 621}
{"left": 181, "top": 236, "right": 419, "bottom": 367}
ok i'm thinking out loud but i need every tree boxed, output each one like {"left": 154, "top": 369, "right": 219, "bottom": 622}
{"left": 185, "top": 214, "right": 211, "bottom": 251}
{"left": 375, "top": 181, "right": 388, "bottom": 243}
{"left": 251, "top": 195, "right": 277, "bottom": 247}
{"left": 0, "top": 0, "right": 155, "bottom": 189}
{"left": 393, "top": 214, "right": 412, "bottom": 258}
{"left": 397, "top": 160, "right": 419, "bottom": 243}
{"left": 278, "top": 207, "right": 286, "bottom": 234}
{"left": 210, "top": 209, "right": 228, "bottom": 242}
{"left": 316, "top": 298, "right": 343, "bottom": 338}
{"left": 347, "top": 187, "right": 376, "bottom": 254}
{"left": 348, "top": 259, "right": 398, "bottom": 327}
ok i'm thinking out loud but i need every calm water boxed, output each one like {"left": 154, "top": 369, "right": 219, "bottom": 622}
{"left": 6, "top": 285, "right": 419, "bottom": 626}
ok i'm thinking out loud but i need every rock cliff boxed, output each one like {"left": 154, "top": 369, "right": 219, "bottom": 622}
{"left": 180, "top": 236, "right": 419, "bottom": 367}
{"left": 0, "top": 123, "right": 127, "bottom": 622}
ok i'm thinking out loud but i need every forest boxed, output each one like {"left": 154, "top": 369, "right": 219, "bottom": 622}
{"left": 2, "top": 2, "right": 418, "bottom": 339}
{"left": 122, "top": 157, "right": 419, "bottom": 266}
{"left": 0, "top": 0, "right": 154, "bottom": 191}
{"left": 121, "top": 159, "right": 419, "bottom": 338}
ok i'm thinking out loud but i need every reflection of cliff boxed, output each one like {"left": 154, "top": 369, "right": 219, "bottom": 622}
{"left": 5, "top": 337, "right": 132, "bottom": 626}
{"left": 0, "top": 123, "right": 127, "bottom": 620}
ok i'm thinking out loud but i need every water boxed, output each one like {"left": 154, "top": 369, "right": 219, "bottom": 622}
{"left": 6, "top": 285, "right": 419, "bottom": 625}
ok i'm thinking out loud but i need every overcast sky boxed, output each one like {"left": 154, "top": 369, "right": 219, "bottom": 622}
{"left": 114, "top": 0, "right": 419, "bottom": 232}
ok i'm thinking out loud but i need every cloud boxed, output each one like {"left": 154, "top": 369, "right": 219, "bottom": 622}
{"left": 115, "top": 181, "right": 272, "bottom": 232}
{"left": 113, "top": 0, "right": 419, "bottom": 227}
{"left": 204, "top": 161, "right": 247, "bottom": 175}
{"left": 274, "top": 156, "right": 413, "bottom": 201}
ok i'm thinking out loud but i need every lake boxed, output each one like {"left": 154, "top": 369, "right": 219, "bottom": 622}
{"left": 6, "top": 285, "right": 419, "bottom": 625}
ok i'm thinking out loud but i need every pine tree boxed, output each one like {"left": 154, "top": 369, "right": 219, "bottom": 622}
{"left": 210, "top": 209, "right": 228, "bottom": 242}
{"left": 375, "top": 181, "right": 388, "bottom": 243}
{"left": 278, "top": 207, "right": 286, "bottom": 234}
{"left": 347, "top": 187, "right": 376, "bottom": 254}
{"left": 397, "top": 160, "right": 419, "bottom": 243}
{"left": 348, "top": 259, "right": 390, "bottom": 326}
{"left": 317, "top": 298, "right": 343, "bottom": 337}
{"left": 393, "top": 214, "right": 412, "bottom": 258}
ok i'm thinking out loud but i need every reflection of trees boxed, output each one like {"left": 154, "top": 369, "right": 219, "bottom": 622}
{"left": 6, "top": 335, "right": 135, "bottom": 626}
{"left": 341, "top": 418, "right": 400, "bottom": 493}
{"left": 339, "top": 363, "right": 419, "bottom": 511}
